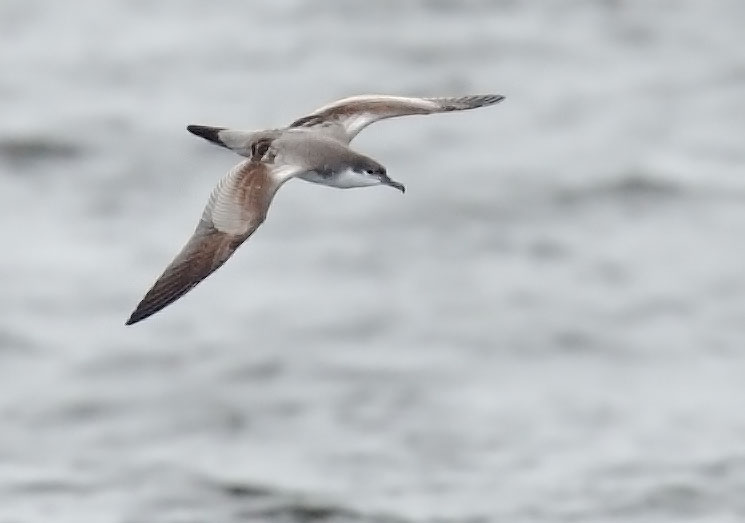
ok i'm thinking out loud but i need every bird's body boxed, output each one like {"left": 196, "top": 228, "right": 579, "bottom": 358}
{"left": 127, "top": 93, "right": 504, "bottom": 324}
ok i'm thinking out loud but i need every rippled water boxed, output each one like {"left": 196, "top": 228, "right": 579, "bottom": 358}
{"left": 2, "top": 1, "right": 745, "bottom": 522}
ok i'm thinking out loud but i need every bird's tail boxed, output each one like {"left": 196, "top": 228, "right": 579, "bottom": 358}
{"left": 187, "top": 126, "right": 280, "bottom": 157}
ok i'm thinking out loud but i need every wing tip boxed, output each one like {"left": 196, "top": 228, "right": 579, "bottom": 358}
{"left": 126, "top": 288, "right": 175, "bottom": 325}
{"left": 484, "top": 94, "right": 506, "bottom": 105}
{"left": 125, "top": 305, "right": 150, "bottom": 326}
{"left": 459, "top": 94, "right": 505, "bottom": 109}
{"left": 125, "top": 284, "right": 189, "bottom": 326}
{"left": 431, "top": 94, "right": 505, "bottom": 111}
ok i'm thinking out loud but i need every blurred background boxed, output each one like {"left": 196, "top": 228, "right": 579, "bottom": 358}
{"left": 1, "top": 1, "right": 745, "bottom": 522}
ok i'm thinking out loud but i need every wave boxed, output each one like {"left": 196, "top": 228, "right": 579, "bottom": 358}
{"left": 212, "top": 478, "right": 409, "bottom": 523}
{"left": 553, "top": 173, "right": 684, "bottom": 206}
{"left": 0, "top": 136, "right": 84, "bottom": 168}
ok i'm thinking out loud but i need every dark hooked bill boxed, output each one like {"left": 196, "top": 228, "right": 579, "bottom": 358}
{"left": 380, "top": 173, "right": 405, "bottom": 193}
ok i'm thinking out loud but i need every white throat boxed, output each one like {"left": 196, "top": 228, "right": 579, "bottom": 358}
{"left": 331, "top": 167, "right": 380, "bottom": 189}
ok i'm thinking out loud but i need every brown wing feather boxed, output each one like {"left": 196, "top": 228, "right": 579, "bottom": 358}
{"left": 125, "top": 224, "right": 250, "bottom": 325}
{"left": 289, "top": 97, "right": 432, "bottom": 129}
{"left": 126, "top": 161, "right": 290, "bottom": 325}
{"left": 289, "top": 94, "right": 504, "bottom": 141}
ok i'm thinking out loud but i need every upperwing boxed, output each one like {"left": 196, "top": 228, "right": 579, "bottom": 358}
{"left": 288, "top": 94, "right": 505, "bottom": 142}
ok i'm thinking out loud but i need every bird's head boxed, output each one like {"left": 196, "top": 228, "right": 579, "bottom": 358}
{"left": 352, "top": 159, "right": 405, "bottom": 193}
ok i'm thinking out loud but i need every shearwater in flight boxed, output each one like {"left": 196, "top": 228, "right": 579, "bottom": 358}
{"left": 126, "top": 94, "right": 504, "bottom": 325}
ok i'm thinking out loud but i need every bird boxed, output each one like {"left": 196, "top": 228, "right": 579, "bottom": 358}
{"left": 126, "top": 94, "right": 504, "bottom": 325}
{"left": 186, "top": 94, "right": 505, "bottom": 188}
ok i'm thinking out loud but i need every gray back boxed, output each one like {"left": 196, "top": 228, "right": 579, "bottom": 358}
{"left": 273, "top": 130, "right": 382, "bottom": 173}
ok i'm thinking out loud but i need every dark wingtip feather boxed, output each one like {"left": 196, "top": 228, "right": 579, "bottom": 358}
{"left": 125, "top": 275, "right": 198, "bottom": 326}
{"left": 187, "top": 124, "right": 227, "bottom": 146}
{"left": 467, "top": 94, "right": 505, "bottom": 106}
{"left": 432, "top": 94, "right": 505, "bottom": 111}
{"left": 124, "top": 290, "right": 183, "bottom": 326}
{"left": 125, "top": 302, "right": 157, "bottom": 325}
{"left": 125, "top": 226, "right": 242, "bottom": 326}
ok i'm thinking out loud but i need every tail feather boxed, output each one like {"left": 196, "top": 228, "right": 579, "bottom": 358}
{"left": 187, "top": 126, "right": 283, "bottom": 158}
{"left": 187, "top": 125, "right": 227, "bottom": 147}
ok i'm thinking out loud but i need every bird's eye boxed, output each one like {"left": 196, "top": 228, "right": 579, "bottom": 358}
{"left": 366, "top": 169, "right": 374, "bottom": 175}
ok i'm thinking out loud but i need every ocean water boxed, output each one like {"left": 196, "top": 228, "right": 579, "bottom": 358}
{"left": 1, "top": 1, "right": 745, "bottom": 522}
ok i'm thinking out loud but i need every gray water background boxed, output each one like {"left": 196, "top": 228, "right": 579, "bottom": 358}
{"left": 1, "top": 1, "right": 745, "bottom": 522}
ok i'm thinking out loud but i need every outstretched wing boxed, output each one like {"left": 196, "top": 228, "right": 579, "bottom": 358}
{"left": 126, "top": 160, "right": 299, "bottom": 325}
{"left": 125, "top": 223, "right": 248, "bottom": 325}
{"left": 289, "top": 94, "right": 504, "bottom": 142}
